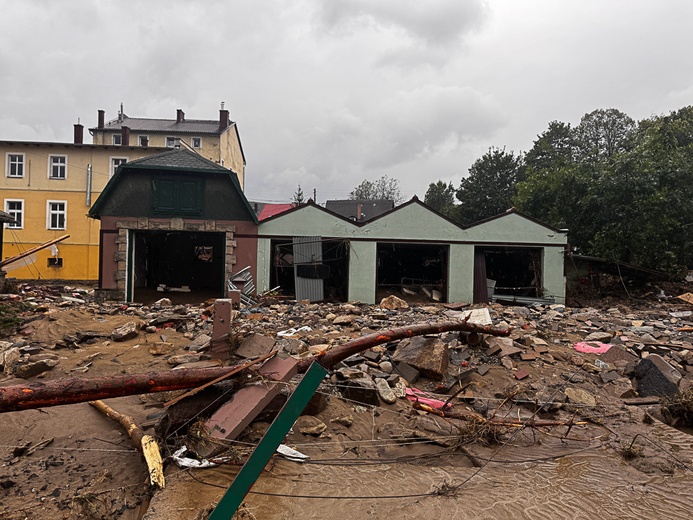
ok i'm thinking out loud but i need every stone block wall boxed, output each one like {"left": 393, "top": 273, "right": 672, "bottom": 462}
{"left": 113, "top": 218, "right": 236, "bottom": 294}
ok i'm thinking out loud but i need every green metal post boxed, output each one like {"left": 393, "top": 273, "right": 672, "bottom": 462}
{"left": 208, "top": 361, "right": 328, "bottom": 519}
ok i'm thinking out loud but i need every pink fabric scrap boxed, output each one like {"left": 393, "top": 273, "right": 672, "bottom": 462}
{"left": 405, "top": 388, "right": 451, "bottom": 410}
{"left": 574, "top": 342, "right": 612, "bottom": 354}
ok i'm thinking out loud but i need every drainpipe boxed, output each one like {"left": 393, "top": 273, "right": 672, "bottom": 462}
{"left": 86, "top": 164, "right": 92, "bottom": 206}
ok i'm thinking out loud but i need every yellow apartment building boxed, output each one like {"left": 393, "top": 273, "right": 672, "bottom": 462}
{"left": 1, "top": 106, "right": 247, "bottom": 281}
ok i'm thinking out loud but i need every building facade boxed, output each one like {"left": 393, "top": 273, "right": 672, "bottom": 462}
{"left": 256, "top": 199, "right": 568, "bottom": 305}
{"left": 1, "top": 107, "right": 246, "bottom": 282}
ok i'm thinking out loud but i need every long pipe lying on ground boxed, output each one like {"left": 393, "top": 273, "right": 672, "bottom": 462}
{"left": 0, "top": 319, "right": 509, "bottom": 413}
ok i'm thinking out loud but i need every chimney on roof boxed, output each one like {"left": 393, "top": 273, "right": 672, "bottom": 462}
{"left": 219, "top": 108, "right": 230, "bottom": 130}
{"left": 73, "top": 122, "right": 84, "bottom": 144}
{"left": 121, "top": 126, "right": 130, "bottom": 146}
{"left": 176, "top": 109, "right": 185, "bottom": 123}
{"left": 98, "top": 109, "right": 105, "bottom": 129}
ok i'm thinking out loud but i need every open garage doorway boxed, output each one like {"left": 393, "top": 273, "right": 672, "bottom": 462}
{"left": 474, "top": 246, "right": 544, "bottom": 304}
{"left": 129, "top": 230, "right": 226, "bottom": 304}
{"left": 376, "top": 243, "right": 448, "bottom": 303}
{"left": 269, "top": 238, "right": 350, "bottom": 302}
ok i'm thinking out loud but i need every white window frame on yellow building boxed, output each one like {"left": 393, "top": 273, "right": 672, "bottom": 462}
{"left": 6, "top": 152, "right": 25, "bottom": 178}
{"left": 112, "top": 134, "right": 122, "bottom": 146}
{"left": 4, "top": 199, "right": 23, "bottom": 229}
{"left": 46, "top": 200, "right": 67, "bottom": 230}
{"left": 110, "top": 156, "right": 128, "bottom": 178}
{"left": 192, "top": 136, "right": 202, "bottom": 148}
{"left": 138, "top": 135, "right": 149, "bottom": 146}
{"left": 166, "top": 136, "right": 176, "bottom": 148}
{"left": 48, "top": 154, "right": 67, "bottom": 180}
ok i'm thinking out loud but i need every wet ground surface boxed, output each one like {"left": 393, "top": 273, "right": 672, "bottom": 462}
{"left": 0, "top": 284, "right": 692, "bottom": 519}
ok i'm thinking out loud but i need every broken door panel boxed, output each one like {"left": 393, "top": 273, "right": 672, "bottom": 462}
{"left": 293, "top": 236, "right": 324, "bottom": 301}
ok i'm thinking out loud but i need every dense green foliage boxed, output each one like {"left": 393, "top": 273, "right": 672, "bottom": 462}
{"left": 515, "top": 107, "right": 693, "bottom": 273}
{"left": 456, "top": 147, "right": 524, "bottom": 224}
{"left": 424, "top": 180, "right": 457, "bottom": 218}
{"left": 424, "top": 106, "right": 693, "bottom": 273}
{"left": 349, "top": 175, "right": 404, "bottom": 204}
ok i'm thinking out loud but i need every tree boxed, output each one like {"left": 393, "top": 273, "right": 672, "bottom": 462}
{"left": 292, "top": 184, "right": 305, "bottom": 205}
{"left": 515, "top": 106, "right": 693, "bottom": 273}
{"left": 349, "top": 175, "right": 403, "bottom": 204}
{"left": 424, "top": 181, "right": 457, "bottom": 218}
{"left": 573, "top": 108, "right": 635, "bottom": 166}
{"left": 456, "top": 147, "right": 524, "bottom": 224}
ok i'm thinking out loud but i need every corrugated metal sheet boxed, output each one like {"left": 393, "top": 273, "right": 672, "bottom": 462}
{"left": 293, "top": 236, "right": 324, "bottom": 302}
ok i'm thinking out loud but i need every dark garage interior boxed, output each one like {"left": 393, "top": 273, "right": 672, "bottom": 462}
{"left": 131, "top": 230, "right": 226, "bottom": 303}
{"left": 270, "top": 238, "right": 350, "bottom": 302}
{"left": 376, "top": 243, "right": 448, "bottom": 302}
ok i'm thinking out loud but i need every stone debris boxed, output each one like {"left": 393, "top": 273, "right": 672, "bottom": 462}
{"left": 1, "top": 281, "right": 693, "bottom": 448}
{"left": 111, "top": 322, "right": 140, "bottom": 342}
{"left": 392, "top": 336, "right": 449, "bottom": 380}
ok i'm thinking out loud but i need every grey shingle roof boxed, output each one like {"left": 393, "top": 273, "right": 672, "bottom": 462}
{"left": 91, "top": 116, "right": 231, "bottom": 135}
{"left": 325, "top": 200, "right": 394, "bottom": 222}
{"left": 124, "top": 148, "right": 229, "bottom": 171}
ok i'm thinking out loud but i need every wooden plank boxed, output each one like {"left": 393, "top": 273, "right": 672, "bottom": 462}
{"left": 201, "top": 354, "right": 299, "bottom": 458}
{"left": 208, "top": 361, "right": 328, "bottom": 520}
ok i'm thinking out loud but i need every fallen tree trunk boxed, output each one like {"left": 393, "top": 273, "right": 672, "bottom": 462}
{"left": 90, "top": 400, "right": 165, "bottom": 489}
{"left": 0, "top": 319, "right": 510, "bottom": 413}
{"left": 0, "top": 365, "right": 256, "bottom": 413}
{"left": 296, "top": 318, "right": 509, "bottom": 372}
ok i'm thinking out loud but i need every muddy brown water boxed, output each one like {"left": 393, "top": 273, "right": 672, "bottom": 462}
{"left": 144, "top": 404, "right": 693, "bottom": 520}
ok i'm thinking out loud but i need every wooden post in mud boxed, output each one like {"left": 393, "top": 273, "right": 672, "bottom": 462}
{"left": 89, "top": 400, "right": 165, "bottom": 489}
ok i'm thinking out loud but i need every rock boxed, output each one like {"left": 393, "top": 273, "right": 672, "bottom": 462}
{"left": 375, "top": 378, "right": 397, "bottom": 404}
{"left": 379, "top": 361, "right": 393, "bottom": 373}
{"left": 14, "top": 358, "right": 58, "bottom": 378}
{"left": 339, "top": 377, "right": 380, "bottom": 406}
{"left": 583, "top": 331, "right": 613, "bottom": 342}
{"left": 379, "top": 295, "right": 409, "bottom": 310}
{"left": 2, "top": 347, "right": 22, "bottom": 374}
{"left": 393, "top": 379, "right": 407, "bottom": 398}
{"left": 236, "top": 334, "right": 276, "bottom": 359}
{"left": 600, "top": 345, "right": 638, "bottom": 365}
{"left": 393, "top": 361, "right": 419, "bottom": 383}
{"left": 167, "top": 353, "right": 208, "bottom": 366}
{"left": 392, "top": 337, "right": 449, "bottom": 380}
{"left": 186, "top": 334, "right": 211, "bottom": 352}
{"left": 294, "top": 415, "right": 327, "bottom": 436}
{"left": 634, "top": 354, "right": 681, "bottom": 397}
{"left": 154, "top": 298, "right": 172, "bottom": 307}
{"left": 277, "top": 338, "right": 308, "bottom": 356}
{"left": 333, "top": 315, "right": 355, "bottom": 325}
{"left": 565, "top": 387, "right": 597, "bottom": 407}
{"left": 111, "top": 322, "right": 140, "bottom": 342}
{"left": 148, "top": 342, "right": 175, "bottom": 355}
{"left": 330, "top": 414, "right": 354, "bottom": 427}
{"left": 485, "top": 337, "right": 515, "bottom": 356}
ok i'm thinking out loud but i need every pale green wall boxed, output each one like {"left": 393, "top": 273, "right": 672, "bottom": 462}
{"left": 256, "top": 238, "right": 272, "bottom": 294}
{"left": 540, "top": 246, "right": 567, "bottom": 303}
{"left": 348, "top": 241, "right": 376, "bottom": 303}
{"left": 448, "top": 244, "right": 475, "bottom": 302}
{"left": 466, "top": 212, "right": 566, "bottom": 245}
{"left": 257, "top": 203, "right": 568, "bottom": 304}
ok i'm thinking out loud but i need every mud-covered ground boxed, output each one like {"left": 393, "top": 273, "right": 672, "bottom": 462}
{"left": 1, "top": 285, "right": 693, "bottom": 519}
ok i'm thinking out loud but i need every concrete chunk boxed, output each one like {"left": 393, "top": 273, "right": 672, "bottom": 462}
{"left": 634, "top": 354, "right": 681, "bottom": 397}
{"left": 392, "top": 337, "right": 449, "bottom": 380}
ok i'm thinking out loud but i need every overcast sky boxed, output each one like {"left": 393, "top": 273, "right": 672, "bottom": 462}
{"left": 1, "top": 0, "right": 692, "bottom": 203}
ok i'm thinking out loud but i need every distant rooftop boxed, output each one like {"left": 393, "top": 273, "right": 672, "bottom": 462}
{"left": 124, "top": 148, "right": 230, "bottom": 171}
{"left": 90, "top": 107, "right": 234, "bottom": 135}
{"left": 325, "top": 199, "right": 394, "bottom": 222}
